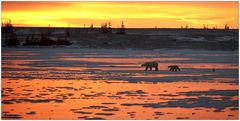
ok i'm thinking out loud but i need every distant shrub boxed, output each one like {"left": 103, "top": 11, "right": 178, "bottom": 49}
{"left": 24, "top": 39, "right": 37, "bottom": 46}
{"left": 56, "top": 39, "right": 72, "bottom": 45}
{"left": 101, "top": 22, "right": 112, "bottom": 34}
{"left": 38, "top": 37, "right": 56, "bottom": 46}
{"left": 23, "top": 33, "right": 72, "bottom": 46}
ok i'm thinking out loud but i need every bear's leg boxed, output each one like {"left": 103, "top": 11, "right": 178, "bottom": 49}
{"left": 155, "top": 67, "right": 158, "bottom": 71}
{"left": 150, "top": 67, "right": 152, "bottom": 71}
{"left": 174, "top": 67, "right": 177, "bottom": 71}
{"left": 145, "top": 67, "right": 148, "bottom": 71}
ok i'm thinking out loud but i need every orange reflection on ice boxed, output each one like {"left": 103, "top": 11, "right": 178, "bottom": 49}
{"left": 2, "top": 78, "right": 238, "bottom": 119}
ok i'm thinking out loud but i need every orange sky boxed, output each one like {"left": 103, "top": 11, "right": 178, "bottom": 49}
{"left": 2, "top": 1, "right": 239, "bottom": 28}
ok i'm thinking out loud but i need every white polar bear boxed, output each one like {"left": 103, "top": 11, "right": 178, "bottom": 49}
{"left": 141, "top": 61, "right": 158, "bottom": 71}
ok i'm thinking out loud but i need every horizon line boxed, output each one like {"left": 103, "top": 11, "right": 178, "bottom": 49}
{"left": 10, "top": 26, "right": 239, "bottom": 30}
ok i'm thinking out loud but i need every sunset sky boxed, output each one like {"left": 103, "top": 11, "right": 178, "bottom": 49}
{"left": 2, "top": 2, "right": 239, "bottom": 28}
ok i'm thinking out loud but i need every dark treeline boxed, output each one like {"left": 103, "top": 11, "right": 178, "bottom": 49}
{"left": 2, "top": 20, "right": 72, "bottom": 47}
{"left": 2, "top": 19, "right": 237, "bottom": 48}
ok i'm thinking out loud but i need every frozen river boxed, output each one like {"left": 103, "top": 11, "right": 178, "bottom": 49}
{"left": 2, "top": 47, "right": 239, "bottom": 119}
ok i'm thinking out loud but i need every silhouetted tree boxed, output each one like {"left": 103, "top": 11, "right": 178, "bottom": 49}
{"left": 47, "top": 24, "right": 52, "bottom": 36}
{"left": 83, "top": 24, "right": 89, "bottom": 33}
{"left": 116, "top": 21, "right": 125, "bottom": 34}
{"left": 212, "top": 26, "right": 218, "bottom": 30}
{"left": 88, "top": 23, "right": 94, "bottom": 33}
{"left": 101, "top": 22, "right": 110, "bottom": 33}
{"left": 65, "top": 24, "right": 70, "bottom": 37}
{"left": 2, "top": 19, "right": 14, "bottom": 34}
{"left": 65, "top": 29, "right": 70, "bottom": 37}
{"left": 58, "top": 24, "right": 72, "bottom": 45}
{"left": 108, "top": 21, "right": 112, "bottom": 33}
{"left": 203, "top": 24, "right": 208, "bottom": 30}
{"left": 90, "top": 23, "right": 94, "bottom": 28}
{"left": 225, "top": 24, "right": 229, "bottom": 30}
{"left": 2, "top": 20, "right": 20, "bottom": 46}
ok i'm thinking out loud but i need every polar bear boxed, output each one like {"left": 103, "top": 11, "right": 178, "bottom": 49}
{"left": 168, "top": 65, "right": 181, "bottom": 71}
{"left": 141, "top": 61, "right": 158, "bottom": 71}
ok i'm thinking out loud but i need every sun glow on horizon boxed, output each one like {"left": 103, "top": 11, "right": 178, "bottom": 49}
{"left": 2, "top": 2, "right": 239, "bottom": 29}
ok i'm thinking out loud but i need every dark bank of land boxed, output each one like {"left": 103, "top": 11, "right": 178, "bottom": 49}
{"left": 2, "top": 27, "right": 239, "bottom": 51}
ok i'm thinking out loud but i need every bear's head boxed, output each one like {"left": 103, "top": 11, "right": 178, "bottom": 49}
{"left": 141, "top": 63, "right": 146, "bottom": 67}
